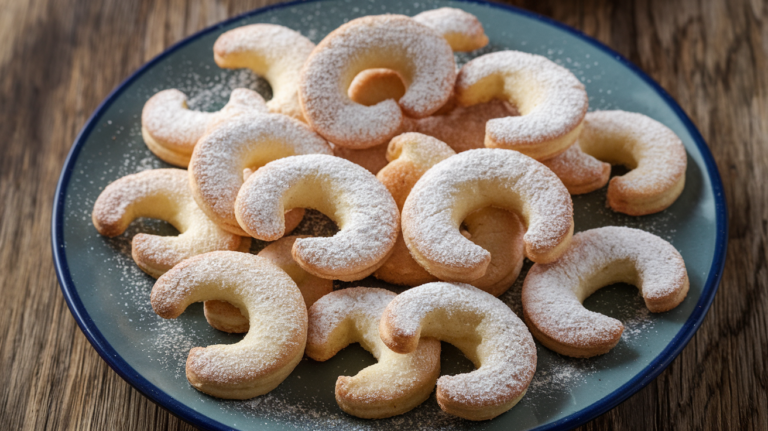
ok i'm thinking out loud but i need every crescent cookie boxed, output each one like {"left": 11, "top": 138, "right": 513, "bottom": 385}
{"left": 91, "top": 169, "right": 249, "bottom": 278}
{"left": 306, "top": 288, "right": 441, "bottom": 419}
{"left": 140, "top": 88, "right": 268, "bottom": 167}
{"left": 380, "top": 282, "right": 537, "bottom": 421}
{"left": 577, "top": 110, "right": 688, "bottom": 215}
{"left": 234, "top": 154, "right": 400, "bottom": 281}
{"left": 541, "top": 142, "right": 611, "bottom": 195}
{"left": 299, "top": 14, "right": 456, "bottom": 149}
{"left": 375, "top": 133, "right": 525, "bottom": 296}
{"left": 151, "top": 251, "right": 307, "bottom": 399}
{"left": 204, "top": 235, "right": 333, "bottom": 333}
{"left": 413, "top": 7, "right": 489, "bottom": 52}
{"left": 188, "top": 114, "right": 332, "bottom": 236}
{"left": 455, "top": 50, "right": 589, "bottom": 160}
{"left": 522, "top": 226, "right": 689, "bottom": 358}
{"left": 338, "top": 6, "right": 490, "bottom": 170}
{"left": 213, "top": 24, "right": 316, "bottom": 121}
{"left": 402, "top": 148, "right": 573, "bottom": 282}
{"left": 373, "top": 133, "right": 453, "bottom": 286}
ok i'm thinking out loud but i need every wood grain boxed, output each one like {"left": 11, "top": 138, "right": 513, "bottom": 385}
{"left": 0, "top": 0, "right": 764, "bottom": 429}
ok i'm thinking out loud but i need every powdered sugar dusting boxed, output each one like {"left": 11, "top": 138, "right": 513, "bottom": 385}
{"left": 456, "top": 50, "right": 588, "bottom": 146}
{"left": 189, "top": 113, "right": 332, "bottom": 229}
{"left": 214, "top": 24, "right": 316, "bottom": 119}
{"left": 384, "top": 282, "right": 536, "bottom": 407}
{"left": 152, "top": 252, "right": 306, "bottom": 385}
{"left": 93, "top": 169, "right": 245, "bottom": 274}
{"left": 142, "top": 88, "right": 268, "bottom": 153}
{"left": 299, "top": 14, "right": 456, "bottom": 148}
{"left": 181, "top": 69, "right": 272, "bottom": 111}
{"left": 308, "top": 288, "right": 395, "bottom": 348}
{"left": 542, "top": 142, "right": 610, "bottom": 193}
{"left": 141, "top": 89, "right": 208, "bottom": 150}
{"left": 522, "top": 227, "right": 688, "bottom": 347}
{"left": 413, "top": 8, "right": 488, "bottom": 52}
{"left": 543, "top": 142, "right": 608, "bottom": 181}
{"left": 580, "top": 110, "right": 687, "bottom": 191}
{"left": 61, "top": 0, "right": 703, "bottom": 427}
{"left": 236, "top": 155, "right": 399, "bottom": 277}
{"left": 402, "top": 148, "right": 572, "bottom": 267}
{"left": 224, "top": 390, "right": 466, "bottom": 430}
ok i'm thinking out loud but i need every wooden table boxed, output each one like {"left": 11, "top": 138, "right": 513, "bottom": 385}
{"left": 1, "top": 0, "right": 764, "bottom": 429}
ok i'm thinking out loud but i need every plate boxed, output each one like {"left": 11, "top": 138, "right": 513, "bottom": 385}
{"left": 52, "top": 0, "right": 728, "bottom": 429}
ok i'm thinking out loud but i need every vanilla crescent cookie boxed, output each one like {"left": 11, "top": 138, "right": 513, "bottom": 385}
{"left": 213, "top": 24, "right": 315, "bottom": 121}
{"left": 577, "top": 110, "right": 688, "bottom": 215}
{"left": 257, "top": 8, "right": 484, "bottom": 129}
{"left": 455, "top": 50, "right": 589, "bottom": 160}
{"left": 375, "top": 133, "right": 525, "bottom": 295}
{"left": 299, "top": 14, "right": 456, "bottom": 149}
{"left": 306, "top": 288, "right": 440, "bottom": 419}
{"left": 92, "top": 169, "right": 249, "bottom": 278}
{"left": 188, "top": 114, "right": 332, "bottom": 236}
{"left": 151, "top": 251, "right": 306, "bottom": 399}
{"left": 380, "top": 282, "right": 537, "bottom": 421}
{"left": 402, "top": 148, "right": 573, "bottom": 282}
{"left": 413, "top": 7, "right": 489, "bottom": 52}
{"left": 235, "top": 154, "right": 399, "bottom": 281}
{"left": 140, "top": 88, "right": 268, "bottom": 167}
{"left": 541, "top": 142, "right": 611, "bottom": 195}
{"left": 204, "top": 235, "right": 333, "bottom": 333}
{"left": 522, "top": 226, "right": 689, "bottom": 358}
{"left": 373, "top": 133, "right": 453, "bottom": 286}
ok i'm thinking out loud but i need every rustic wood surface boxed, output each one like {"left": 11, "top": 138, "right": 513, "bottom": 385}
{"left": 0, "top": 0, "right": 765, "bottom": 429}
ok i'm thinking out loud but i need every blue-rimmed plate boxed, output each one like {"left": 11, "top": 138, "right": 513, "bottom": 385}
{"left": 52, "top": 0, "right": 727, "bottom": 429}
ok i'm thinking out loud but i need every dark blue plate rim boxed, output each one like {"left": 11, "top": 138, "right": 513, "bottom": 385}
{"left": 51, "top": 1, "right": 728, "bottom": 430}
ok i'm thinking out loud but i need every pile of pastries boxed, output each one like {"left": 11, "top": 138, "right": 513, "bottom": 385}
{"left": 92, "top": 8, "right": 690, "bottom": 422}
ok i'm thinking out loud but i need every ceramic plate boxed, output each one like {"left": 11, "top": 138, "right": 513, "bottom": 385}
{"left": 52, "top": 0, "right": 727, "bottom": 429}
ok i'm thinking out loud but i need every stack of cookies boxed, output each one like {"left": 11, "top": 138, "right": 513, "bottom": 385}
{"left": 92, "top": 7, "right": 690, "bottom": 422}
